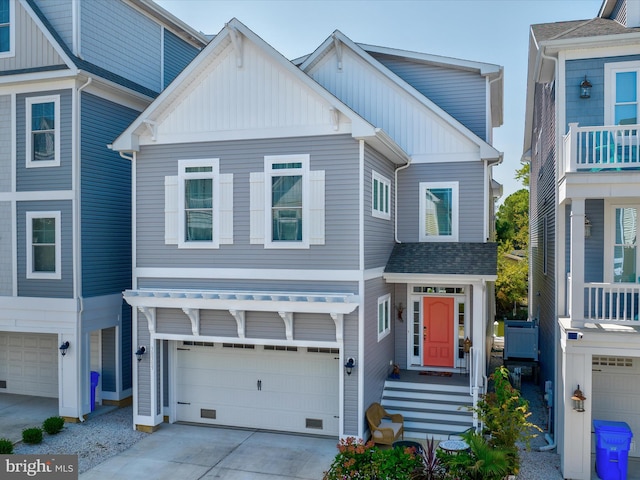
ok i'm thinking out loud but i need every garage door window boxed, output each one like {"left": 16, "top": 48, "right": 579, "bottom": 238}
{"left": 26, "top": 211, "right": 61, "bottom": 279}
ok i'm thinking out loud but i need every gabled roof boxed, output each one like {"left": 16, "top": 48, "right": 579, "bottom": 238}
{"left": 112, "top": 18, "right": 409, "bottom": 164}
{"left": 299, "top": 30, "right": 501, "bottom": 162}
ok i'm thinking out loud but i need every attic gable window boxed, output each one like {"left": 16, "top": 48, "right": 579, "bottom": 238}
{"left": 26, "top": 95, "right": 60, "bottom": 168}
{"left": 0, "top": 0, "right": 14, "bottom": 57}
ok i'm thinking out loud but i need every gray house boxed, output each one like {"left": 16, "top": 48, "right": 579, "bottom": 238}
{"left": 0, "top": 0, "right": 206, "bottom": 421}
{"left": 113, "top": 18, "right": 502, "bottom": 439}
{"left": 525, "top": 0, "right": 640, "bottom": 477}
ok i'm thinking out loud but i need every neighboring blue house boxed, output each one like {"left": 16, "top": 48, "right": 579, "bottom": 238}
{"left": 113, "top": 18, "right": 503, "bottom": 440}
{"left": 0, "top": 0, "right": 206, "bottom": 421}
{"left": 525, "top": 0, "right": 640, "bottom": 477}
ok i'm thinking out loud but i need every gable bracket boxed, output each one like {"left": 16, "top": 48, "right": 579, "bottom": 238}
{"left": 330, "top": 313, "right": 343, "bottom": 343}
{"left": 332, "top": 34, "right": 343, "bottom": 70}
{"left": 278, "top": 311, "right": 294, "bottom": 340}
{"left": 329, "top": 108, "right": 340, "bottom": 131}
{"left": 138, "top": 306, "right": 156, "bottom": 334}
{"left": 229, "top": 26, "right": 244, "bottom": 68}
{"left": 182, "top": 308, "right": 200, "bottom": 336}
{"left": 229, "top": 309, "right": 246, "bottom": 338}
{"left": 142, "top": 119, "right": 157, "bottom": 141}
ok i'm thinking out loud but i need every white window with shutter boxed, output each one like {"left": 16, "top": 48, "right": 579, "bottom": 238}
{"left": 164, "top": 158, "right": 233, "bottom": 248}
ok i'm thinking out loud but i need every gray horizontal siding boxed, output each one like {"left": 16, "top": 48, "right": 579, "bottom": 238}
{"left": 371, "top": 53, "right": 488, "bottom": 141}
{"left": 137, "top": 317, "right": 151, "bottom": 416}
{"left": 80, "top": 93, "right": 139, "bottom": 297}
{"left": 246, "top": 311, "right": 285, "bottom": 339}
{"left": 200, "top": 310, "right": 239, "bottom": 337}
{"left": 364, "top": 145, "right": 395, "bottom": 269}
{"left": 32, "top": 0, "right": 72, "bottom": 49}
{"left": 0, "top": 202, "right": 12, "bottom": 295}
{"left": 101, "top": 327, "right": 116, "bottom": 392}
{"left": 163, "top": 28, "right": 200, "bottom": 89}
{"left": 342, "top": 310, "right": 359, "bottom": 436}
{"left": 16, "top": 90, "right": 72, "bottom": 191}
{"left": 396, "top": 161, "right": 485, "bottom": 243}
{"left": 0, "top": 95, "right": 11, "bottom": 192}
{"left": 294, "top": 313, "right": 336, "bottom": 342}
{"left": 137, "top": 278, "right": 358, "bottom": 295}
{"left": 157, "top": 308, "right": 192, "bottom": 336}
{"left": 80, "top": 0, "right": 161, "bottom": 93}
{"left": 16, "top": 200, "right": 73, "bottom": 298}
{"left": 136, "top": 135, "right": 360, "bottom": 270}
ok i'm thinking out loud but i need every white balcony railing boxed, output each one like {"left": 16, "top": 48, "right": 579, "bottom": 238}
{"left": 563, "top": 123, "right": 640, "bottom": 174}
{"left": 584, "top": 282, "right": 640, "bottom": 322}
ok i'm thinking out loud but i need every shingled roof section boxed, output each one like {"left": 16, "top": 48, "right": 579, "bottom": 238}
{"left": 531, "top": 17, "right": 640, "bottom": 43}
{"left": 385, "top": 242, "right": 497, "bottom": 276}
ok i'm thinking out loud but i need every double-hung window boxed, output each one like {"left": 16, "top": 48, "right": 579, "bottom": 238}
{"left": 372, "top": 171, "right": 390, "bottom": 220}
{"left": 377, "top": 294, "right": 391, "bottom": 341}
{"left": 605, "top": 62, "right": 640, "bottom": 125}
{"left": 26, "top": 211, "right": 61, "bottom": 279}
{"left": 26, "top": 95, "right": 60, "bottom": 168}
{"left": 419, "top": 181, "right": 459, "bottom": 242}
{"left": 0, "top": 0, "right": 14, "bottom": 57}
{"left": 178, "top": 159, "right": 219, "bottom": 248}
{"left": 613, "top": 206, "right": 637, "bottom": 283}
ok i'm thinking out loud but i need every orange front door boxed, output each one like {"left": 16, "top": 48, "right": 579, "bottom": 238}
{"left": 422, "top": 297, "right": 454, "bottom": 367}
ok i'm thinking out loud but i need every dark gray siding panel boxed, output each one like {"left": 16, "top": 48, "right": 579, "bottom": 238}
{"left": 0, "top": 202, "right": 12, "bottom": 295}
{"left": 246, "top": 311, "right": 286, "bottom": 339}
{"left": 137, "top": 315, "right": 151, "bottom": 416}
{"left": 157, "top": 308, "right": 192, "bottom": 336}
{"left": 294, "top": 313, "right": 335, "bottom": 342}
{"left": 371, "top": 53, "right": 488, "bottom": 141}
{"left": 136, "top": 135, "right": 360, "bottom": 270}
{"left": 163, "top": 29, "right": 200, "bottom": 88}
{"left": 342, "top": 310, "right": 359, "bottom": 436}
{"left": 121, "top": 301, "right": 132, "bottom": 391}
{"left": 397, "top": 161, "right": 485, "bottom": 243}
{"left": 16, "top": 90, "right": 72, "bottom": 191}
{"left": 364, "top": 145, "right": 396, "bottom": 269}
{"left": 16, "top": 200, "right": 73, "bottom": 298}
{"left": 0, "top": 95, "right": 11, "bottom": 192}
{"left": 584, "top": 200, "right": 604, "bottom": 283}
{"left": 32, "top": 0, "right": 72, "bottom": 48}
{"left": 101, "top": 327, "right": 116, "bottom": 392}
{"left": 81, "top": 93, "right": 138, "bottom": 297}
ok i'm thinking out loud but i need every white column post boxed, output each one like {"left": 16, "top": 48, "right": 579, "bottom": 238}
{"left": 570, "top": 199, "right": 586, "bottom": 327}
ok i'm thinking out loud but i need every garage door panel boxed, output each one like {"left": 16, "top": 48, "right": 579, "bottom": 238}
{"left": 0, "top": 333, "right": 58, "bottom": 397}
{"left": 176, "top": 344, "right": 338, "bottom": 435}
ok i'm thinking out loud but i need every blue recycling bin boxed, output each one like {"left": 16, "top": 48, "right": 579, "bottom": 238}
{"left": 594, "top": 419, "right": 633, "bottom": 480}
{"left": 90, "top": 371, "right": 100, "bottom": 412}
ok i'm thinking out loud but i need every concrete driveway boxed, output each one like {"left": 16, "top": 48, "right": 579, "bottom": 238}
{"left": 0, "top": 393, "right": 58, "bottom": 443}
{"left": 80, "top": 423, "right": 338, "bottom": 479}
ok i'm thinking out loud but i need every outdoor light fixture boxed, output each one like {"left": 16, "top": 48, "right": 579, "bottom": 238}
{"left": 59, "top": 341, "right": 69, "bottom": 356}
{"left": 397, "top": 302, "right": 404, "bottom": 321}
{"left": 571, "top": 385, "right": 586, "bottom": 412}
{"left": 344, "top": 357, "right": 356, "bottom": 376}
{"left": 580, "top": 75, "right": 592, "bottom": 99}
{"left": 584, "top": 216, "right": 592, "bottom": 238}
{"left": 135, "top": 346, "right": 146, "bottom": 362}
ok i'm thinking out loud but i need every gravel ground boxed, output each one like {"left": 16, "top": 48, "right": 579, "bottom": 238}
{"left": 13, "top": 406, "right": 146, "bottom": 474}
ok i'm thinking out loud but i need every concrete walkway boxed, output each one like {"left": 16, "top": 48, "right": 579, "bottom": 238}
{"left": 0, "top": 393, "right": 58, "bottom": 443}
{"left": 80, "top": 423, "right": 338, "bottom": 479}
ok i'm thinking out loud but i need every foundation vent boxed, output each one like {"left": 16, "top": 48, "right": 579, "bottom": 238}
{"left": 200, "top": 409, "right": 217, "bottom": 419}
{"left": 305, "top": 418, "right": 323, "bottom": 429}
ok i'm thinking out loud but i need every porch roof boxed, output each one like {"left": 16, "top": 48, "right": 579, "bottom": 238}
{"left": 384, "top": 242, "right": 497, "bottom": 277}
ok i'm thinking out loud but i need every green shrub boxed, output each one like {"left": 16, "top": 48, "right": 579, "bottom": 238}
{"left": 42, "top": 416, "right": 65, "bottom": 435}
{"left": 0, "top": 438, "right": 13, "bottom": 454}
{"left": 22, "top": 427, "right": 43, "bottom": 445}
{"left": 437, "top": 431, "right": 510, "bottom": 480}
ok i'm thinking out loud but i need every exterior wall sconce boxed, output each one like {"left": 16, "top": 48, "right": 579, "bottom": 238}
{"left": 580, "top": 76, "right": 592, "bottom": 99}
{"left": 396, "top": 302, "right": 404, "bottom": 321}
{"left": 59, "top": 341, "right": 70, "bottom": 356}
{"left": 344, "top": 357, "right": 356, "bottom": 376}
{"left": 135, "top": 346, "right": 146, "bottom": 362}
{"left": 571, "top": 385, "right": 586, "bottom": 412}
{"left": 584, "top": 216, "right": 592, "bottom": 238}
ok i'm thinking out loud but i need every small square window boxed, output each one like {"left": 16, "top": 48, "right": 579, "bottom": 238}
{"left": 26, "top": 211, "right": 61, "bottom": 279}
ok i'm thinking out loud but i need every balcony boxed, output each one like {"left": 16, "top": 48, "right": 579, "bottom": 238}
{"left": 563, "top": 123, "right": 640, "bottom": 175}
{"left": 569, "top": 275, "right": 640, "bottom": 325}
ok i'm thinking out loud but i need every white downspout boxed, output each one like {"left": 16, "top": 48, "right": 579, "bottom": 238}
{"left": 394, "top": 158, "right": 411, "bottom": 243}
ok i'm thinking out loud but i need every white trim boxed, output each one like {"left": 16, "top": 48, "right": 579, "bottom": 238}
{"left": 384, "top": 272, "right": 497, "bottom": 284}
{"left": 418, "top": 181, "right": 459, "bottom": 242}
{"left": 359, "top": 141, "right": 365, "bottom": 271}
{"left": 25, "top": 95, "right": 61, "bottom": 168}
{"left": 11, "top": 92, "right": 16, "bottom": 296}
{"left": 135, "top": 267, "right": 363, "bottom": 281}
{"left": 0, "top": 191, "right": 74, "bottom": 201}
{"left": 377, "top": 293, "right": 391, "bottom": 341}
{"left": 264, "top": 154, "right": 309, "bottom": 249}
{"left": 25, "top": 211, "right": 61, "bottom": 280}
{"left": 0, "top": 0, "right": 15, "bottom": 59}
{"left": 364, "top": 266, "right": 385, "bottom": 281}
{"left": 604, "top": 60, "right": 640, "bottom": 126}
{"left": 371, "top": 170, "right": 391, "bottom": 220}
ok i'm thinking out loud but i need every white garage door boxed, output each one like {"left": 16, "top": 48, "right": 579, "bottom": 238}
{"left": 176, "top": 342, "right": 339, "bottom": 435}
{"left": 592, "top": 355, "right": 640, "bottom": 457}
{"left": 0, "top": 333, "right": 58, "bottom": 397}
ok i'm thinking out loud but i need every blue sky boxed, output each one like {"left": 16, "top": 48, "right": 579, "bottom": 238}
{"left": 156, "top": 0, "right": 604, "bottom": 202}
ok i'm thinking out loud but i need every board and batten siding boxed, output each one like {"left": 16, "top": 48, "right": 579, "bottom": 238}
{"left": 121, "top": 302, "right": 132, "bottom": 391}
{"left": 81, "top": 93, "right": 139, "bottom": 297}
{"left": 135, "top": 135, "right": 360, "bottom": 270}
{"left": 80, "top": 0, "right": 162, "bottom": 93}
{"left": 16, "top": 90, "right": 72, "bottom": 192}
{"left": 32, "top": 0, "right": 72, "bottom": 50}
{"left": 370, "top": 53, "right": 488, "bottom": 141}
{"left": 0, "top": 95, "right": 11, "bottom": 192}
{"left": 396, "top": 161, "right": 485, "bottom": 243}
{"left": 364, "top": 145, "right": 396, "bottom": 269}
{"left": 163, "top": 29, "right": 200, "bottom": 89}
{"left": 16, "top": 200, "right": 73, "bottom": 298}
{"left": 0, "top": 0, "right": 66, "bottom": 73}
{"left": 0, "top": 202, "right": 12, "bottom": 296}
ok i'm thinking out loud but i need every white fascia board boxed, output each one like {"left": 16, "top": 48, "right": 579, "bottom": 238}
{"left": 129, "top": 0, "right": 209, "bottom": 47}
{"left": 0, "top": 190, "right": 74, "bottom": 201}
{"left": 135, "top": 267, "right": 362, "bottom": 282}
{"left": 304, "top": 31, "right": 500, "bottom": 161}
{"left": 0, "top": 296, "right": 79, "bottom": 331}
{"left": 0, "top": 72, "right": 77, "bottom": 90}
{"left": 354, "top": 128, "right": 410, "bottom": 165}
{"left": 383, "top": 273, "right": 498, "bottom": 284}
{"left": 78, "top": 71, "right": 153, "bottom": 111}
{"left": 358, "top": 43, "right": 502, "bottom": 76}
{"left": 541, "top": 32, "right": 640, "bottom": 56}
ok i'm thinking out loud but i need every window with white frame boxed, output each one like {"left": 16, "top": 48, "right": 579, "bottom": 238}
{"left": 0, "top": 0, "right": 14, "bottom": 57}
{"left": 178, "top": 159, "right": 219, "bottom": 248}
{"left": 26, "top": 211, "right": 61, "bottom": 279}
{"left": 613, "top": 206, "right": 637, "bottom": 283}
{"left": 377, "top": 294, "right": 391, "bottom": 341}
{"left": 605, "top": 62, "right": 640, "bottom": 125}
{"left": 372, "top": 171, "right": 390, "bottom": 219}
{"left": 419, "top": 182, "right": 458, "bottom": 242}
{"left": 26, "top": 95, "right": 60, "bottom": 168}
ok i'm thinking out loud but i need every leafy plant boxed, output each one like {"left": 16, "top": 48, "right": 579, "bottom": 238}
{"left": 438, "top": 431, "right": 510, "bottom": 480}
{"left": 411, "top": 437, "right": 445, "bottom": 480}
{"left": 42, "top": 416, "right": 65, "bottom": 435}
{"left": 0, "top": 438, "right": 13, "bottom": 454}
{"left": 22, "top": 427, "right": 43, "bottom": 445}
